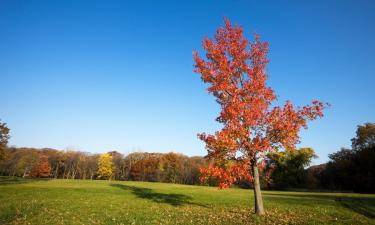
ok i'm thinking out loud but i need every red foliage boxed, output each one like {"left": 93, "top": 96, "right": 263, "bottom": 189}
{"left": 130, "top": 157, "right": 160, "bottom": 181}
{"left": 194, "top": 18, "right": 328, "bottom": 188}
{"left": 29, "top": 155, "right": 51, "bottom": 178}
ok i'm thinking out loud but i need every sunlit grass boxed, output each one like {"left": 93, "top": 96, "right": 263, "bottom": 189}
{"left": 0, "top": 176, "right": 374, "bottom": 224}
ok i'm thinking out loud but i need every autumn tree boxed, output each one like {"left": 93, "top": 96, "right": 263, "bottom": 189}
{"left": 97, "top": 153, "right": 114, "bottom": 180}
{"left": 16, "top": 150, "right": 39, "bottom": 177}
{"left": 160, "top": 152, "right": 183, "bottom": 183}
{"left": 0, "top": 120, "right": 10, "bottom": 161}
{"left": 123, "top": 152, "right": 148, "bottom": 180}
{"left": 29, "top": 155, "right": 51, "bottom": 178}
{"left": 86, "top": 154, "right": 100, "bottom": 180}
{"left": 193, "top": 18, "right": 327, "bottom": 215}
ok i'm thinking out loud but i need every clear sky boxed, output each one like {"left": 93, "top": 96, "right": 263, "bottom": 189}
{"left": 1, "top": 0, "right": 374, "bottom": 164}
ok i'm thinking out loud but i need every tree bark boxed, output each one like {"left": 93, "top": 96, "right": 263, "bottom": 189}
{"left": 252, "top": 164, "right": 265, "bottom": 215}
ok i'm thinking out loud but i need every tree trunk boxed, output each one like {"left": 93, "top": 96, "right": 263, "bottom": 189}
{"left": 252, "top": 164, "right": 265, "bottom": 215}
{"left": 63, "top": 167, "right": 67, "bottom": 179}
{"left": 54, "top": 165, "right": 59, "bottom": 179}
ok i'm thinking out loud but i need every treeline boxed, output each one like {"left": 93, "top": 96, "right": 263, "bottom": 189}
{"left": 264, "top": 123, "right": 375, "bottom": 193}
{"left": 305, "top": 123, "right": 375, "bottom": 193}
{"left": 0, "top": 148, "right": 207, "bottom": 185}
{"left": 0, "top": 120, "right": 373, "bottom": 192}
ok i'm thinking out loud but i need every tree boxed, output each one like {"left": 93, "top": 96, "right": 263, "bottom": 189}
{"left": 123, "top": 152, "right": 148, "bottom": 180}
{"left": 97, "top": 153, "right": 114, "bottom": 180}
{"left": 16, "top": 150, "right": 39, "bottom": 177}
{"left": 160, "top": 152, "right": 183, "bottom": 183}
{"left": 181, "top": 156, "right": 206, "bottom": 185}
{"left": 351, "top": 122, "right": 375, "bottom": 151}
{"left": 305, "top": 163, "right": 326, "bottom": 189}
{"left": 0, "top": 120, "right": 10, "bottom": 161}
{"left": 108, "top": 151, "right": 126, "bottom": 180}
{"left": 130, "top": 157, "right": 160, "bottom": 181}
{"left": 29, "top": 155, "right": 51, "bottom": 178}
{"left": 62, "top": 150, "right": 81, "bottom": 179}
{"left": 87, "top": 154, "right": 100, "bottom": 179}
{"left": 324, "top": 148, "right": 355, "bottom": 190}
{"left": 267, "top": 148, "right": 316, "bottom": 188}
{"left": 193, "top": 18, "right": 327, "bottom": 215}
{"left": 322, "top": 122, "right": 375, "bottom": 193}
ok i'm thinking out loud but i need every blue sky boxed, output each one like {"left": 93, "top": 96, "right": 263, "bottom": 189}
{"left": 1, "top": 0, "right": 374, "bottom": 164}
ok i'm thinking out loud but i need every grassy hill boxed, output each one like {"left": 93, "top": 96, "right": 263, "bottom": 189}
{"left": 0, "top": 176, "right": 374, "bottom": 224}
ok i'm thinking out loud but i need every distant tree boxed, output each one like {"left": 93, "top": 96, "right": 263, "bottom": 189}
{"left": 77, "top": 153, "right": 88, "bottom": 179}
{"left": 353, "top": 144, "right": 375, "bottom": 192}
{"left": 181, "top": 156, "right": 206, "bottom": 185}
{"left": 97, "top": 153, "right": 114, "bottom": 180}
{"left": 323, "top": 148, "right": 356, "bottom": 191}
{"left": 194, "top": 18, "right": 327, "bottom": 214}
{"left": 108, "top": 151, "right": 125, "bottom": 180}
{"left": 63, "top": 150, "right": 88, "bottom": 179}
{"left": 123, "top": 152, "right": 148, "bottom": 180}
{"left": 322, "top": 123, "right": 375, "bottom": 193}
{"left": 0, "top": 120, "right": 10, "bottom": 161}
{"left": 351, "top": 123, "right": 375, "bottom": 151}
{"left": 160, "top": 152, "right": 183, "bottom": 183}
{"left": 29, "top": 155, "right": 51, "bottom": 178}
{"left": 45, "top": 149, "right": 62, "bottom": 178}
{"left": 267, "top": 148, "right": 316, "bottom": 189}
{"left": 130, "top": 155, "right": 160, "bottom": 182}
{"left": 16, "top": 151, "right": 39, "bottom": 177}
{"left": 87, "top": 154, "right": 100, "bottom": 180}
{"left": 305, "top": 163, "right": 326, "bottom": 189}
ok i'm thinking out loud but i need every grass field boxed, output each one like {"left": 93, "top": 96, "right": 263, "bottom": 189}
{"left": 0, "top": 176, "right": 374, "bottom": 224}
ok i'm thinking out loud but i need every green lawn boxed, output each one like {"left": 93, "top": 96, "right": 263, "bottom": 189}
{"left": 0, "top": 176, "right": 374, "bottom": 224}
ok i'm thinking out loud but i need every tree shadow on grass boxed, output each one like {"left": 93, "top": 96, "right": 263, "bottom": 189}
{"left": 264, "top": 192, "right": 375, "bottom": 219}
{"left": 263, "top": 192, "right": 337, "bottom": 201}
{"left": 336, "top": 197, "right": 375, "bottom": 219}
{"left": 110, "top": 183, "right": 207, "bottom": 207}
{"left": 0, "top": 176, "right": 49, "bottom": 186}
{"left": 0, "top": 176, "right": 32, "bottom": 185}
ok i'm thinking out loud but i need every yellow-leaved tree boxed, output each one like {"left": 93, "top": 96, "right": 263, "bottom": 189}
{"left": 97, "top": 153, "right": 114, "bottom": 180}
